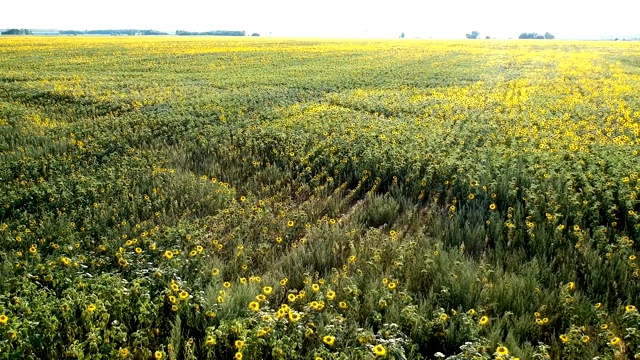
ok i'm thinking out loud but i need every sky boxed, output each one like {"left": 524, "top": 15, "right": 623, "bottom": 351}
{"left": 1, "top": 0, "right": 639, "bottom": 39}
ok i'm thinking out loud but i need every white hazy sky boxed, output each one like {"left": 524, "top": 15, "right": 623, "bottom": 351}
{"left": 1, "top": 0, "right": 638, "bottom": 39}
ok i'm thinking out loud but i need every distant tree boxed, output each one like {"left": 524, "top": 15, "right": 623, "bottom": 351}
{"left": 485, "top": 35, "right": 491, "bottom": 39}
{"left": 519, "top": 32, "right": 553, "bottom": 39}
{"left": 1, "top": 29, "right": 32, "bottom": 35}
{"left": 466, "top": 31, "right": 480, "bottom": 39}
{"left": 519, "top": 32, "right": 538, "bottom": 39}
{"left": 544, "top": 32, "right": 555, "bottom": 39}
{"left": 251, "top": 33, "right": 260, "bottom": 37}
{"left": 400, "top": 32, "right": 405, "bottom": 38}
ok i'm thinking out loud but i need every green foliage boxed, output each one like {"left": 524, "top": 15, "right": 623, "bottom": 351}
{"left": 0, "top": 37, "right": 639, "bottom": 359}
{"left": 356, "top": 194, "right": 401, "bottom": 228}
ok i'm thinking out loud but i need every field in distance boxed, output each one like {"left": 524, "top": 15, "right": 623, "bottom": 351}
{"left": 1, "top": 37, "right": 639, "bottom": 359}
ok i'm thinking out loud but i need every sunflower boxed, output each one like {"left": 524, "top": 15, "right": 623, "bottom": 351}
{"left": 625, "top": 305, "right": 636, "bottom": 313}
{"left": 179, "top": 290, "right": 189, "bottom": 300}
{"left": 163, "top": 250, "right": 173, "bottom": 260}
{"left": 559, "top": 334, "right": 570, "bottom": 343}
{"left": 322, "top": 335, "right": 335, "bottom": 346}
{"left": 205, "top": 335, "right": 216, "bottom": 345}
{"left": 263, "top": 286, "right": 273, "bottom": 295}
{"left": 248, "top": 301, "right": 260, "bottom": 312}
{"left": 372, "top": 344, "right": 387, "bottom": 357}
{"left": 495, "top": 346, "right": 509, "bottom": 356}
{"left": 0, "top": 314, "right": 8, "bottom": 325}
{"left": 288, "top": 311, "right": 301, "bottom": 322}
{"left": 479, "top": 316, "right": 489, "bottom": 325}
{"left": 119, "top": 347, "right": 129, "bottom": 357}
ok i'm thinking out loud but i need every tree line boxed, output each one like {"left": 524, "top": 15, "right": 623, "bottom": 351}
{"left": 1, "top": 29, "right": 33, "bottom": 35}
{"left": 1, "top": 29, "right": 168, "bottom": 35}
{"left": 465, "top": 31, "right": 555, "bottom": 39}
{"left": 519, "top": 32, "right": 555, "bottom": 39}
{"left": 59, "top": 30, "right": 168, "bottom": 35}
{"left": 176, "top": 30, "right": 246, "bottom": 36}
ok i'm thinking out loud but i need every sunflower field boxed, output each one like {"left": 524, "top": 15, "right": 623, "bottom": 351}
{"left": 1, "top": 36, "right": 639, "bottom": 359}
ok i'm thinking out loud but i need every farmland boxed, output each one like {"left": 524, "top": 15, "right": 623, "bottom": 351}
{"left": 1, "top": 37, "right": 639, "bottom": 359}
